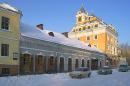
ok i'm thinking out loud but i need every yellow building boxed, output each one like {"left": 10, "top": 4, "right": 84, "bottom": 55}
{"left": 68, "top": 6, "right": 118, "bottom": 66}
{"left": 0, "top": 3, "right": 22, "bottom": 75}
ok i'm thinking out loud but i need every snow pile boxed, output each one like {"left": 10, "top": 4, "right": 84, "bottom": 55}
{"left": 0, "top": 3, "right": 19, "bottom": 12}
{"left": 21, "top": 23, "right": 101, "bottom": 52}
{"left": 0, "top": 70, "right": 130, "bottom": 86}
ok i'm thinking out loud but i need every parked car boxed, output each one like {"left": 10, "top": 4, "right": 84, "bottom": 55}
{"left": 128, "top": 66, "right": 130, "bottom": 70}
{"left": 118, "top": 64, "right": 129, "bottom": 72}
{"left": 98, "top": 66, "right": 112, "bottom": 75}
{"left": 69, "top": 67, "right": 91, "bottom": 79}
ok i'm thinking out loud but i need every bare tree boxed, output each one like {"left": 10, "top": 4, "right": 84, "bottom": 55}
{"left": 120, "top": 43, "right": 130, "bottom": 65}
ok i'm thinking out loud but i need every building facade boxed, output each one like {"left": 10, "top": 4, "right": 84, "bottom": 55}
{"left": 68, "top": 6, "right": 119, "bottom": 66}
{"left": 0, "top": 3, "right": 106, "bottom": 76}
{"left": 0, "top": 3, "right": 22, "bottom": 75}
{"left": 19, "top": 24, "right": 106, "bottom": 74}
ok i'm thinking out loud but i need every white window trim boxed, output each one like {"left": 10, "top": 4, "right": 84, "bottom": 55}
{"left": 0, "top": 28, "right": 11, "bottom": 32}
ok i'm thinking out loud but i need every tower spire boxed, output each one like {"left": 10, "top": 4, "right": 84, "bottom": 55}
{"left": 79, "top": 0, "right": 87, "bottom": 13}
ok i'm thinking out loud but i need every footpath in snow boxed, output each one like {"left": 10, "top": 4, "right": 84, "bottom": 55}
{"left": 0, "top": 70, "right": 130, "bottom": 86}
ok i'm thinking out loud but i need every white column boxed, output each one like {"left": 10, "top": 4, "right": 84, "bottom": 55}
{"left": 85, "top": 59, "right": 87, "bottom": 67}
{"left": 64, "top": 57, "right": 68, "bottom": 72}
{"left": 57, "top": 57, "right": 60, "bottom": 72}
{"left": 33, "top": 55, "right": 36, "bottom": 73}
{"left": 45, "top": 56, "right": 48, "bottom": 73}
{"left": 98, "top": 59, "right": 101, "bottom": 69}
{"left": 89, "top": 59, "right": 91, "bottom": 71}
{"left": 79, "top": 59, "right": 81, "bottom": 67}
{"left": 72, "top": 58, "right": 75, "bottom": 71}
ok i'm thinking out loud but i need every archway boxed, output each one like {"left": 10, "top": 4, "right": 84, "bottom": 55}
{"left": 20, "top": 54, "right": 33, "bottom": 74}
{"left": 59, "top": 57, "right": 64, "bottom": 72}
{"left": 75, "top": 59, "right": 79, "bottom": 69}
{"left": 68, "top": 58, "right": 72, "bottom": 72}
{"left": 81, "top": 59, "right": 85, "bottom": 67}
{"left": 91, "top": 59, "right": 98, "bottom": 70}
{"left": 47, "top": 56, "right": 57, "bottom": 73}
{"left": 35, "top": 55, "right": 45, "bottom": 74}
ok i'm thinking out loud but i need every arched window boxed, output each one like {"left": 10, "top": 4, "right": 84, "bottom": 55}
{"left": 50, "top": 56, "right": 54, "bottom": 65}
{"left": 83, "top": 27, "right": 86, "bottom": 30}
{"left": 78, "top": 16, "right": 82, "bottom": 22}
{"left": 88, "top": 26, "right": 90, "bottom": 29}
{"left": 82, "top": 59, "right": 85, "bottom": 67}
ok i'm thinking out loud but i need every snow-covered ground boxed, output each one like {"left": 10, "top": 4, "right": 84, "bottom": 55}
{"left": 0, "top": 70, "right": 130, "bottom": 86}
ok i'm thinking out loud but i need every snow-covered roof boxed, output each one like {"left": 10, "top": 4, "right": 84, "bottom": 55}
{"left": 0, "top": 3, "right": 20, "bottom": 13}
{"left": 20, "top": 23, "right": 102, "bottom": 52}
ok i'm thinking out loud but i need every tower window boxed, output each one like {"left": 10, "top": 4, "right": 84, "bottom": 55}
{"left": 78, "top": 17, "right": 82, "bottom": 22}
{"left": 1, "top": 17, "right": 10, "bottom": 30}
{"left": 83, "top": 27, "right": 86, "bottom": 30}
{"left": 88, "top": 26, "right": 90, "bottom": 29}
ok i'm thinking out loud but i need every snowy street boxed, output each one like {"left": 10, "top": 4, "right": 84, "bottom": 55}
{"left": 0, "top": 69, "right": 130, "bottom": 86}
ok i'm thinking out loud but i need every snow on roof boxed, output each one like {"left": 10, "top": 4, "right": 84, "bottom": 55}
{"left": 20, "top": 23, "right": 102, "bottom": 52}
{"left": 0, "top": 3, "right": 19, "bottom": 12}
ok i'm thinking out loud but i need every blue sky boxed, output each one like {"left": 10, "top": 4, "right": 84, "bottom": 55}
{"left": 1, "top": 0, "right": 130, "bottom": 44}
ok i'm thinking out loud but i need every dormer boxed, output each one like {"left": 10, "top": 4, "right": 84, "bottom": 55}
{"left": 48, "top": 32, "right": 54, "bottom": 37}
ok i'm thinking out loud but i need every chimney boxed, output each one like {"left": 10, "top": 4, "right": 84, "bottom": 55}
{"left": 62, "top": 32, "right": 68, "bottom": 38}
{"left": 36, "top": 24, "right": 43, "bottom": 30}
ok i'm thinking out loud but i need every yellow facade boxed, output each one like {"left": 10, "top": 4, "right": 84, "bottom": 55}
{"left": 0, "top": 4, "right": 21, "bottom": 65}
{"left": 68, "top": 7, "right": 118, "bottom": 58}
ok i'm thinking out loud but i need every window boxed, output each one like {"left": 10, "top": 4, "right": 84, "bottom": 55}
{"left": 1, "top": 44, "right": 9, "bottom": 56}
{"left": 75, "top": 59, "right": 79, "bottom": 68}
{"left": 88, "top": 26, "right": 90, "bottom": 29}
{"left": 81, "top": 59, "right": 85, "bottom": 67}
{"left": 94, "top": 35, "right": 98, "bottom": 40}
{"left": 95, "top": 24, "right": 98, "bottom": 27}
{"left": 37, "top": 56, "right": 42, "bottom": 65}
{"left": 78, "top": 17, "right": 82, "bottom": 22}
{"left": 89, "top": 17, "right": 91, "bottom": 20}
{"left": 83, "top": 27, "right": 86, "bottom": 30}
{"left": 79, "top": 28, "right": 81, "bottom": 31}
{"left": 50, "top": 57, "right": 54, "bottom": 65}
{"left": 87, "top": 36, "right": 90, "bottom": 40}
{"left": 1, "top": 17, "right": 10, "bottom": 30}
{"left": 2, "top": 68, "right": 10, "bottom": 75}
